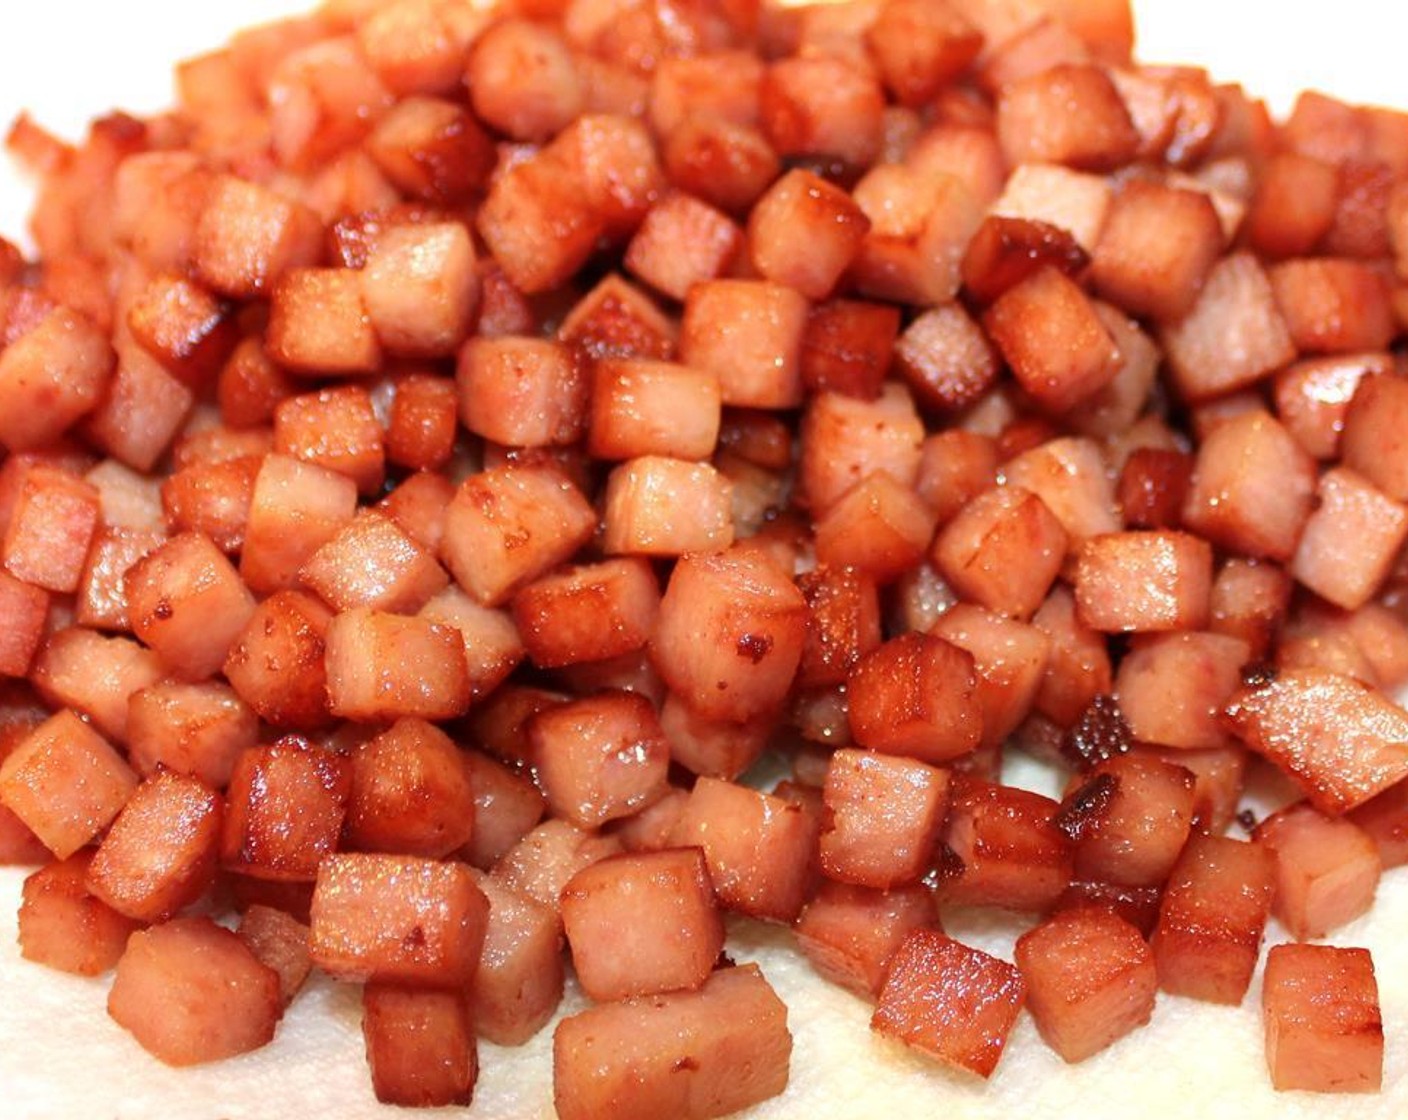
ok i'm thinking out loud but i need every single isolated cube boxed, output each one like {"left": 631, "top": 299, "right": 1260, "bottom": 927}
{"left": 1014, "top": 908, "right": 1157, "bottom": 1063}
{"left": 1262, "top": 943, "right": 1382, "bottom": 1093}
{"left": 872, "top": 930, "right": 1026, "bottom": 1079}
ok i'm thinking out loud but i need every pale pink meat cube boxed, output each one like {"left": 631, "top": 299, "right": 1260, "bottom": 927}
{"left": 1255, "top": 803, "right": 1381, "bottom": 941}
{"left": 1292, "top": 467, "right": 1408, "bottom": 610}
{"left": 440, "top": 465, "right": 596, "bottom": 607}
{"left": 324, "top": 608, "right": 470, "bottom": 722}
{"left": 794, "top": 879, "right": 938, "bottom": 997}
{"left": 601, "top": 457, "right": 735, "bottom": 557}
{"left": 670, "top": 777, "right": 818, "bottom": 923}
{"left": 1115, "top": 630, "right": 1250, "bottom": 749}
{"left": 18, "top": 851, "right": 140, "bottom": 976}
{"left": 679, "top": 280, "right": 808, "bottom": 409}
{"left": 1015, "top": 908, "right": 1156, "bottom": 1062}
{"left": 553, "top": 963, "right": 791, "bottom": 1120}
{"left": 467, "top": 868, "right": 564, "bottom": 1045}
{"left": 934, "top": 486, "right": 1067, "bottom": 619}
{"left": 126, "top": 531, "right": 255, "bottom": 680}
{"left": 797, "top": 383, "right": 924, "bottom": 514}
{"left": 1263, "top": 943, "right": 1382, "bottom": 1093}
{"left": 1151, "top": 833, "right": 1274, "bottom": 1004}
{"left": 300, "top": 511, "right": 448, "bottom": 614}
{"left": 108, "top": 916, "right": 281, "bottom": 1066}
{"left": 30, "top": 628, "right": 164, "bottom": 742}
{"left": 651, "top": 546, "right": 807, "bottom": 723}
{"left": 820, "top": 748, "right": 950, "bottom": 889}
{"left": 310, "top": 852, "right": 488, "bottom": 986}
{"left": 529, "top": 690, "right": 669, "bottom": 830}
{"left": 1075, "top": 530, "right": 1212, "bottom": 633}
{"left": 492, "top": 819, "right": 623, "bottom": 918}
{"left": 240, "top": 453, "right": 358, "bottom": 594}
{"left": 942, "top": 777, "right": 1073, "bottom": 912}
{"left": 362, "top": 983, "right": 477, "bottom": 1107}
{"left": 86, "top": 770, "right": 222, "bottom": 923}
{"left": 561, "top": 847, "right": 723, "bottom": 1001}
{"left": 932, "top": 603, "right": 1053, "bottom": 748}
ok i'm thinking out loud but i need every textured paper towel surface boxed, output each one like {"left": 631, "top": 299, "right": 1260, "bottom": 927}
{"left": 0, "top": 2, "right": 1406, "bottom": 1117}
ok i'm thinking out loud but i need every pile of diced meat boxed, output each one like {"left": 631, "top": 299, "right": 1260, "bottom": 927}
{"left": 0, "top": 0, "right": 1406, "bottom": 1113}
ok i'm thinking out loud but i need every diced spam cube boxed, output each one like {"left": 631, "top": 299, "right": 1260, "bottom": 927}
{"left": 240, "top": 453, "right": 358, "bottom": 594}
{"left": 847, "top": 633, "right": 983, "bottom": 763}
{"left": 942, "top": 778, "right": 1073, "bottom": 913}
{"left": 0, "top": 710, "right": 137, "bottom": 858}
{"left": 529, "top": 691, "right": 669, "bottom": 830}
{"left": 29, "top": 628, "right": 164, "bottom": 743}
{"left": 1066, "top": 754, "right": 1196, "bottom": 889}
{"left": 18, "top": 851, "right": 141, "bottom": 975}
{"left": 588, "top": 359, "right": 721, "bottom": 462}
{"left": 820, "top": 749, "right": 949, "bottom": 889}
{"left": 1262, "top": 944, "right": 1382, "bottom": 1093}
{"left": 362, "top": 984, "right": 477, "bottom": 1107}
{"left": 237, "top": 904, "right": 313, "bottom": 1007}
{"left": 1075, "top": 531, "right": 1212, "bottom": 633}
{"left": 492, "top": 819, "right": 622, "bottom": 918}
{"left": 794, "top": 880, "right": 938, "bottom": 997}
{"left": 86, "top": 770, "right": 223, "bottom": 923}
{"left": 2, "top": 464, "right": 100, "bottom": 593}
{"left": 932, "top": 603, "right": 1052, "bottom": 749}
{"left": 1181, "top": 411, "right": 1317, "bottom": 563}
{"left": 1151, "top": 833, "right": 1274, "bottom": 1004}
{"left": 126, "top": 532, "right": 256, "bottom": 680}
{"left": 310, "top": 852, "right": 488, "bottom": 986}
{"left": 1292, "top": 467, "right": 1408, "bottom": 610}
{"left": 300, "top": 512, "right": 447, "bottom": 614}
{"left": 996, "top": 64, "right": 1138, "bottom": 171}
{"left": 108, "top": 916, "right": 282, "bottom": 1066}
{"left": 1255, "top": 803, "right": 1381, "bottom": 941}
{"left": 1224, "top": 669, "right": 1408, "bottom": 815}
{"left": 601, "top": 457, "right": 734, "bottom": 557}
{"left": 266, "top": 267, "right": 383, "bottom": 375}
{"left": 221, "top": 738, "right": 352, "bottom": 881}
{"left": 1341, "top": 373, "right": 1408, "bottom": 500}
{"left": 1014, "top": 908, "right": 1156, "bottom": 1063}
{"left": 274, "top": 385, "right": 386, "bottom": 495}
{"left": 456, "top": 337, "right": 587, "bottom": 449}
{"left": 933, "top": 486, "right": 1067, "bottom": 619}
{"left": 1115, "top": 631, "right": 1250, "bottom": 749}
{"left": 651, "top": 546, "right": 807, "bottom": 724}
{"left": 467, "top": 869, "right": 564, "bottom": 1045}
{"left": 680, "top": 280, "right": 808, "bottom": 410}
{"left": 798, "top": 384, "right": 924, "bottom": 514}
{"left": 223, "top": 590, "right": 334, "bottom": 729}
{"left": 512, "top": 558, "right": 658, "bottom": 670}
{"left": 670, "top": 778, "right": 818, "bottom": 923}
{"left": 746, "top": 169, "right": 869, "bottom": 300}
{"left": 440, "top": 465, "right": 596, "bottom": 607}
{"left": 325, "top": 609, "right": 470, "bottom": 722}
{"left": 871, "top": 930, "right": 1026, "bottom": 1079}
{"left": 344, "top": 718, "right": 475, "bottom": 858}
{"left": 560, "top": 847, "right": 723, "bottom": 1001}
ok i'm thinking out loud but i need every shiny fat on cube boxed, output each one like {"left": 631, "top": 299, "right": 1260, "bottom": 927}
{"left": 273, "top": 385, "right": 386, "bottom": 495}
{"left": 266, "top": 267, "right": 382, "bottom": 376}
{"left": 528, "top": 690, "right": 669, "bottom": 830}
{"left": 746, "top": 169, "right": 869, "bottom": 300}
{"left": 299, "top": 511, "right": 448, "bottom": 615}
{"left": 310, "top": 852, "right": 488, "bottom": 987}
{"left": 553, "top": 963, "right": 792, "bottom": 1120}
{"left": 85, "top": 770, "right": 223, "bottom": 923}
{"left": 30, "top": 628, "right": 163, "bottom": 743}
{"left": 560, "top": 847, "right": 724, "bottom": 1001}
{"left": 871, "top": 930, "right": 1026, "bottom": 1079}
{"left": 820, "top": 748, "right": 950, "bottom": 890}
{"left": 0, "top": 709, "right": 137, "bottom": 859}
{"left": 1014, "top": 908, "right": 1156, "bottom": 1063}
{"left": 1151, "top": 832, "right": 1274, "bottom": 1004}
{"left": 324, "top": 608, "right": 470, "bottom": 722}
